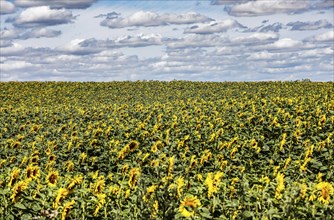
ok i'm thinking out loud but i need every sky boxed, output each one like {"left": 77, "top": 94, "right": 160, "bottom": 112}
{"left": 0, "top": 0, "right": 333, "bottom": 82}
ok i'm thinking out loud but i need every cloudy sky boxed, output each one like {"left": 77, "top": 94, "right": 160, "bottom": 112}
{"left": 0, "top": 0, "right": 333, "bottom": 81}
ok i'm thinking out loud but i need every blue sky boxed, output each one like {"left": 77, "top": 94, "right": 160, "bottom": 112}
{"left": 0, "top": 0, "right": 333, "bottom": 81}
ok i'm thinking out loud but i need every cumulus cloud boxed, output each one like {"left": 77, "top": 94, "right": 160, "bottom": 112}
{"left": 9, "top": 6, "right": 75, "bottom": 28}
{"left": 259, "top": 38, "right": 311, "bottom": 52}
{"left": 305, "top": 30, "right": 334, "bottom": 42}
{"left": 114, "top": 33, "right": 163, "bottom": 47}
{"left": 0, "top": 0, "right": 16, "bottom": 14}
{"left": 1, "top": 27, "right": 61, "bottom": 40}
{"left": 0, "top": 28, "right": 21, "bottom": 39}
{"left": 225, "top": 0, "right": 310, "bottom": 16}
{"left": 0, "top": 42, "right": 25, "bottom": 56}
{"left": 56, "top": 39, "right": 102, "bottom": 55}
{"left": 20, "top": 28, "right": 62, "bottom": 39}
{"left": 14, "top": 0, "right": 97, "bottom": 9}
{"left": 166, "top": 32, "right": 278, "bottom": 49}
{"left": 222, "top": 0, "right": 333, "bottom": 17}
{"left": 287, "top": 19, "right": 333, "bottom": 31}
{"left": 100, "top": 11, "right": 213, "bottom": 28}
{"left": 232, "top": 32, "right": 279, "bottom": 45}
{"left": 1, "top": 60, "right": 40, "bottom": 71}
{"left": 184, "top": 19, "right": 246, "bottom": 34}
{"left": 211, "top": 0, "right": 254, "bottom": 5}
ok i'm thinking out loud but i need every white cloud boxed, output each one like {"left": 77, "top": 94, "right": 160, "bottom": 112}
{"left": 115, "top": 33, "right": 163, "bottom": 47}
{"left": 0, "top": 0, "right": 16, "bottom": 14}
{"left": 11, "top": 6, "right": 75, "bottom": 28}
{"left": 0, "top": 42, "right": 25, "bottom": 56}
{"left": 20, "top": 28, "right": 61, "bottom": 39}
{"left": 0, "top": 28, "right": 21, "bottom": 39}
{"left": 56, "top": 39, "right": 102, "bottom": 55}
{"left": 232, "top": 32, "right": 279, "bottom": 45}
{"left": 1, "top": 27, "right": 61, "bottom": 40}
{"left": 305, "top": 30, "right": 334, "bottom": 42}
{"left": 184, "top": 19, "right": 246, "bottom": 34}
{"left": 1, "top": 60, "right": 40, "bottom": 71}
{"left": 100, "top": 11, "right": 213, "bottom": 28}
{"left": 14, "top": 0, "right": 97, "bottom": 9}
{"left": 211, "top": 0, "right": 254, "bottom": 5}
{"left": 226, "top": 0, "right": 311, "bottom": 16}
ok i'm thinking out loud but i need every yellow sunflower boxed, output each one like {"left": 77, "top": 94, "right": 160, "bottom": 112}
{"left": 179, "top": 195, "right": 201, "bottom": 218}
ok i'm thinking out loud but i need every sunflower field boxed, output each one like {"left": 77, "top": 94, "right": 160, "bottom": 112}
{"left": 0, "top": 81, "right": 333, "bottom": 220}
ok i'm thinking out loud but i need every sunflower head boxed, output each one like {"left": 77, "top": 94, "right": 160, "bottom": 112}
{"left": 46, "top": 170, "right": 59, "bottom": 187}
{"left": 128, "top": 140, "right": 139, "bottom": 152}
{"left": 179, "top": 195, "right": 201, "bottom": 218}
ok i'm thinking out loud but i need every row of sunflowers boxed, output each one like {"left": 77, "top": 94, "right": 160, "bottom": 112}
{"left": 0, "top": 81, "right": 333, "bottom": 219}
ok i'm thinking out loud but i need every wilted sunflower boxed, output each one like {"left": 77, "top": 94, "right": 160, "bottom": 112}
{"left": 179, "top": 195, "right": 201, "bottom": 218}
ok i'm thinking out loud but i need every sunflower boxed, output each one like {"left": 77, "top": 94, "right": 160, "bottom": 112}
{"left": 93, "top": 178, "right": 105, "bottom": 194}
{"left": 10, "top": 180, "right": 29, "bottom": 203}
{"left": 93, "top": 193, "right": 106, "bottom": 216}
{"left": 176, "top": 176, "right": 185, "bottom": 198}
{"left": 8, "top": 167, "right": 20, "bottom": 187}
{"left": 189, "top": 155, "right": 197, "bottom": 170}
{"left": 48, "top": 154, "right": 56, "bottom": 163}
{"left": 53, "top": 188, "right": 69, "bottom": 208}
{"left": 316, "top": 182, "right": 333, "bottom": 205}
{"left": 26, "top": 165, "right": 40, "bottom": 180}
{"left": 79, "top": 153, "right": 87, "bottom": 164}
{"left": 67, "top": 175, "right": 83, "bottom": 190}
{"left": 179, "top": 195, "right": 201, "bottom": 218}
{"left": 275, "top": 172, "right": 285, "bottom": 200}
{"left": 151, "top": 144, "right": 158, "bottom": 153}
{"left": 150, "top": 159, "right": 159, "bottom": 167}
{"left": 65, "top": 160, "right": 74, "bottom": 172}
{"left": 128, "top": 167, "right": 141, "bottom": 188}
{"left": 151, "top": 200, "right": 159, "bottom": 218}
{"left": 128, "top": 140, "right": 139, "bottom": 152}
{"left": 46, "top": 170, "right": 59, "bottom": 187}
{"left": 167, "top": 156, "right": 175, "bottom": 179}
{"left": 61, "top": 200, "right": 75, "bottom": 220}
{"left": 143, "top": 184, "right": 157, "bottom": 203}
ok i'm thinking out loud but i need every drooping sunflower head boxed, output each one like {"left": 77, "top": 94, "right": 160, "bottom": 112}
{"left": 179, "top": 195, "right": 201, "bottom": 218}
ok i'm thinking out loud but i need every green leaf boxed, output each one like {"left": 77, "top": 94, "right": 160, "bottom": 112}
{"left": 14, "top": 202, "right": 26, "bottom": 210}
{"left": 21, "top": 214, "right": 32, "bottom": 220}
{"left": 242, "top": 210, "right": 254, "bottom": 218}
{"left": 5, "top": 214, "right": 14, "bottom": 220}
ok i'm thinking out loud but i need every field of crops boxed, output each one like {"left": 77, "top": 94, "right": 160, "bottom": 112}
{"left": 0, "top": 81, "right": 333, "bottom": 219}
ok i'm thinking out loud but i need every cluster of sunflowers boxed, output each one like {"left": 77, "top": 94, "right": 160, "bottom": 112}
{"left": 0, "top": 81, "right": 333, "bottom": 219}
